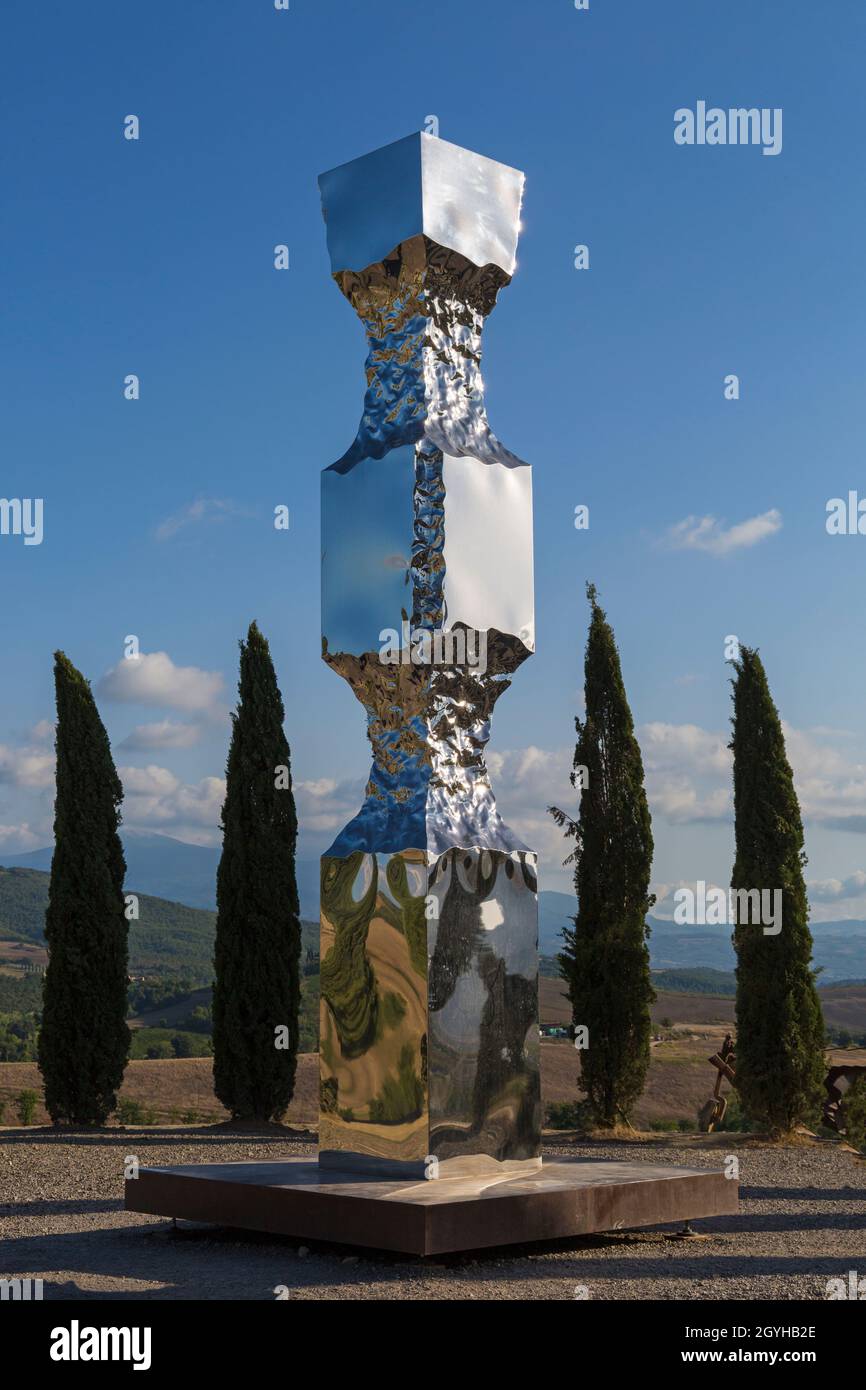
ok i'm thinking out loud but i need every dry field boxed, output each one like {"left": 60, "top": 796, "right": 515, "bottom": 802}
{"left": 540, "top": 976, "right": 866, "bottom": 1032}
{"left": 5, "top": 1039, "right": 864, "bottom": 1133}
{"left": 0, "top": 939, "right": 48, "bottom": 976}
{"left": 3, "top": 980, "right": 863, "bottom": 1132}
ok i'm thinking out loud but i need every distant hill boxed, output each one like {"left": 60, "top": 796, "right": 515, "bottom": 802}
{"left": 537, "top": 891, "right": 866, "bottom": 982}
{"left": 0, "top": 830, "right": 321, "bottom": 919}
{"left": 0, "top": 866, "right": 318, "bottom": 985}
{"left": 3, "top": 842, "right": 865, "bottom": 981}
{"left": 651, "top": 968, "right": 736, "bottom": 996}
{"left": 538, "top": 891, "right": 575, "bottom": 955}
{"left": 0, "top": 831, "right": 220, "bottom": 910}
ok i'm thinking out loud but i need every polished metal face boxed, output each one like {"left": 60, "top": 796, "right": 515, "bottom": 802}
{"left": 318, "top": 134, "right": 539, "bottom": 1174}
{"left": 319, "top": 847, "right": 541, "bottom": 1174}
{"left": 319, "top": 131, "right": 524, "bottom": 281}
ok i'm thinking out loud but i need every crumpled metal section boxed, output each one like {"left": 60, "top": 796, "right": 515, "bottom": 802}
{"left": 322, "top": 631, "right": 527, "bottom": 859}
{"left": 329, "top": 237, "right": 524, "bottom": 475}
{"left": 317, "top": 134, "right": 539, "bottom": 1173}
{"left": 320, "top": 229, "right": 534, "bottom": 857}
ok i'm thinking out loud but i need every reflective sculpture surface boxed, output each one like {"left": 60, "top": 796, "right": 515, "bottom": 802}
{"left": 318, "top": 132, "right": 540, "bottom": 1175}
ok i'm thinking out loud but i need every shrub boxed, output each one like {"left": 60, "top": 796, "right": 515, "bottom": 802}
{"left": 546, "top": 1100, "right": 590, "bottom": 1130}
{"left": 16, "top": 1089, "right": 39, "bottom": 1125}
{"left": 117, "top": 1097, "right": 145, "bottom": 1125}
{"left": 716, "top": 1095, "right": 756, "bottom": 1133}
{"left": 842, "top": 1076, "right": 866, "bottom": 1153}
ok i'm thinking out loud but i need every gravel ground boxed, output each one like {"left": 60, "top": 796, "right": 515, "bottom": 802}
{"left": 1, "top": 1129, "right": 864, "bottom": 1300}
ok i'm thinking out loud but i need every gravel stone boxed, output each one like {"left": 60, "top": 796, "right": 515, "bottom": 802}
{"left": 1, "top": 1130, "right": 864, "bottom": 1300}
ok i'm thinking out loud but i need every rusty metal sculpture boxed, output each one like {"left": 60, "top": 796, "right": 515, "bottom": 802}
{"left": 700, "top": 1034, "right": 736, "bottom": 1132}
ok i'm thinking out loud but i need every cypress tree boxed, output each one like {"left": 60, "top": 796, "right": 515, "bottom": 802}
{"left": 212, "top": 621, "right": 301, "bottom": 1122}
{"left": 730, "top": 646, "right": 825, "bottom": 1133}
{"left": 550, "top": 585, "right": 655, "bottom": 1128}
{"left": 38, "top": 652, "right": 129, "bottom": 1126}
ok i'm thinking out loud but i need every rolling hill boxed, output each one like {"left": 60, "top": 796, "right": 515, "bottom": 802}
{"left": 0, "top": 865, "right": 318, "bottom": 984}
{"left": 5, "top": 837, "right": 864, "bottom": 982}
{"left": 539, "top": 890, "right": 866, "bottom": 981}
{"left": 0, "top": 830, "right": 322, "bottom": 918}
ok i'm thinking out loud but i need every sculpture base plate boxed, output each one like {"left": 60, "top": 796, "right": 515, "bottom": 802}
{"left": 125, "top": 1156, "right": 738, "bottom": 1257}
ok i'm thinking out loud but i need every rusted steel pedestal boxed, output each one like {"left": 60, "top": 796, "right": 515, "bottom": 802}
{"left": 125, "top": 1156, "right": 738, "bottom": 1257}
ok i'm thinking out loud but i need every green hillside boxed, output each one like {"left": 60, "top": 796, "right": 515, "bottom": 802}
{"left": 0, "top": 972, "right": 43, "bottom": 1014}
{"left": 0, "top": 865, "right": 318, "bottom": 984}
{"left": 651, "top": 967, "right": 736, "bottom": 996}
{"left": 0, "top": 868, "right": 51, "bottom": 942}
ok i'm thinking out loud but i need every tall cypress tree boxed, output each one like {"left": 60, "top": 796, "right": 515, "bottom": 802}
{"left": 212, "top": 621, "right": 301, "bottom": 1122}
{"left": 38, "top": 652, "right": 129, "bottom": 1126}
{"left": 549, "top": 585, "right": 655, "bottom": 1128}
{"left": 730, "top": 646, "right": 824, "bottom": 1133}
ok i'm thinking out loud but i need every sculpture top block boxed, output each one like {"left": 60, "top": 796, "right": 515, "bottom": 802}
{"left": 318, "top": 132, "right": 533, "bottom": 858}
{"left": 319, "top": 131, "right": 524, "bottom": 278}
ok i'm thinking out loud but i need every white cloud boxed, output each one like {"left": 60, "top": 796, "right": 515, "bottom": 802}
{"left": 155, "top": 497, "right": 250, "bottom": 542}
{"left": 0, "top": 822, "right": 44, "bottom": 851}
{"left": 637, "top": 719, "right": 866, "bottom": 832}
{"left": 649, "top": 779, "right": 731, "bottom": 824}
{"left": 297, "top": 778, "right": 338, "bottom": 799}
{"left": 282, "top": 727, "right": 866, "bottom": 918}
{"left": 119, "top": 764, "right": 226, "bottom": 844}
{"left": 640, "top": 722, "right": 731, "bottom": 774}
{"left": 780, "top": 722, "right": 866, "bottom": 835}
{"left": 482, "top": 745, "right": 580, "bottom": 873}
{"left": 172, "top": 777, "right": 226, "bottom": 825}
{"left": 652, "top": 880, "right": 729, "bottom": 921}
{"left": 808, "top": 871, "right": 866, "bottom": 903}
{"left": 638, "top": 722, "right": 732, "bottom": 824}
{"left": 664, "top": 509, "right": 782, "bottom": 556}
{"left": 118, "top": 720, "right": 202, "bottom": 751}
{"left": 295, "top": 775, "right": 366, "bottom": 835}
{"left": 98, "top": 651, "right": 224, "bottom": 714}
{"left": 0, "top": 743, "right": 55, "bottom": 789}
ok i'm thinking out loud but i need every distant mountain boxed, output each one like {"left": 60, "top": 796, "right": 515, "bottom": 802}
{"left": 0, "top": 831, "right": 321, "bottom": 919}
{"left": 0, "top": 865, "right": 318, "bottom": 984}
{"left": 3, "top": 840, "right": 864, "bottom": 982}
{"left": 651, "top": 967, "right": 736, "bottom": 996}
{"left": 538, "top": 890, "right": 576, "bottom": 955}
{"left": 537, "top": 891, "right": 866, "bottom": 983}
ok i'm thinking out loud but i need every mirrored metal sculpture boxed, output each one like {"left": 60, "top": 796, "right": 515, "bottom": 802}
{"left": 124, "top": 134, "right": 738, "bottom": 1258}
{"left": 318, "top": 132, "right": 540, "bottom": 1176}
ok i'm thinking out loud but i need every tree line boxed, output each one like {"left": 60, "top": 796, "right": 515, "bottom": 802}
{"left": 35, "top": 589, "right": 827, "bottom": 1138}
{"left": 38, "top": 623, "right": 300, "bottom": 1126}
{"left": 551, "top": 583, "right": 825, "bottom": 1135}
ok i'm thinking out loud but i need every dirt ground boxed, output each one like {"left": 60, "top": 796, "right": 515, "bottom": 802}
{"left": 1, "top": 1128, "right": 864, "bottom": 1301}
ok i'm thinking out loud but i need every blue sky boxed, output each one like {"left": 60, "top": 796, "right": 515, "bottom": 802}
{"left": 3, "top": 0, "right": 866, "bottom": 917}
